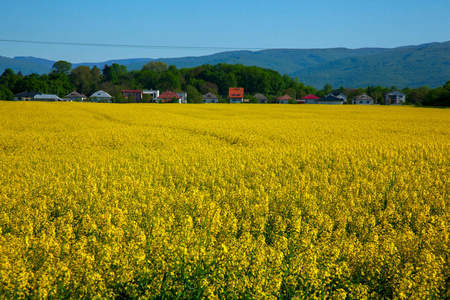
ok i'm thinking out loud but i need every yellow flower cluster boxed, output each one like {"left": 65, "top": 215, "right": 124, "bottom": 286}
{"left": 0, "top": 102, "right": 449, "bottom": 299}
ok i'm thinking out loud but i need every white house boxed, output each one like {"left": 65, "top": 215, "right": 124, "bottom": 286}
{"left": 353, "top": 93, "right": 374, "bottom": 105}
{"left": 327, "top": 90, "right": 347, "bottom": 103}
{"left": 202, "top": 92, "right": 219, "bottom": 103}
{"left": 176, "top": 92, "right": 188, "bottom": 104}
{"left": 90, "top": 90, "right": 112, "bottom": 103}
{"left": 301, "top": 94, "right": 320, "bottom": 104}
{"left": 229, "top": 88, "right": 244, "bottom": 103}
{"left": 143, "top": 90, "right": 160, "bottom": 102}
{"left": 385, "top": 91, "right": 406, "bottom": 105}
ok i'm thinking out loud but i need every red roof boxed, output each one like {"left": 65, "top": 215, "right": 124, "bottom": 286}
{"left": 229, "top": 87, "right": 244, "bottom": 98}
{"left": 301, "top": 94, "right": 320, "bottom": 100}
{"left": 158, "top": 91, "right": 181, "bottom": 99}
{"left": 121, "top": 90, "right": 143, "bottom": 93}
{"left": 277, "top": 94, "right": 292, "bottom": 100}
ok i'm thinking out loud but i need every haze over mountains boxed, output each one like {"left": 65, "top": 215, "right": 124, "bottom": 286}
{"left": 1, "top": 41, "right": 449, "bottom": 89}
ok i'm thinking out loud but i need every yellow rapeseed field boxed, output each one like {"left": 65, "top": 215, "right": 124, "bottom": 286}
{"left": 0, "top": 102, "right": 449, "bottom": 299}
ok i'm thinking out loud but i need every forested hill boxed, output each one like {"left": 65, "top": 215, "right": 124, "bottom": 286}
{"left": 1, "top": 41, "right": 449, "bottom": 88}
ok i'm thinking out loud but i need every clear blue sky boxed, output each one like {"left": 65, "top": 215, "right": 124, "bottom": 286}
{"left": 1, "top": 0, "right": 449, "bottom": 63}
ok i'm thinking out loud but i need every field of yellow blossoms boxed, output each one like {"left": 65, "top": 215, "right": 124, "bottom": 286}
{"left": 0, "top": 102, "right": 449, "bottom": 299}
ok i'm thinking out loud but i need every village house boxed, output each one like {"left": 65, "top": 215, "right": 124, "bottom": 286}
{"left": 385, "top": 91, "right": 406, "bottom": 105}
{"left": 277, "top": 94, "right": 292, "bottom": 104}
{"left": 32, "top": 94, "right": 62, "bottom": 101}
{"left": 121, "top": 90, "right": 143, "bottom": 102}
{"left": 318, "top": 94, "right": 344, "bottom": 105}
{"left": 229, "top": 87, "right": 244, "bottom": 103}
{"left": 202, "top": 92, "right": 219, "bottom": 103}
{"left": 13, "top": 92, "right": 42, "bottom": 101}
{"left": 176, "top": 92, "right": 188, "bottom": 104}
{"left": 301, "top": 94, "right": 320, "bottom": 104}
{"left": 90, "top": 90, "right": 112, "bottom": 103}
{"left": 157, "top": 91, "right": 181, "bottom": 103}
{"left": 143, "top": 90, "right": 160, "bottom": 102}
{"left": 66, "top": 91, "right": 87, "bottom": 102}
{"left": 353, "top": 93, "right": 374, "bottom": 105}
{"left": 254, "top": 93, "right": 268, "bottom": 104}
{"left": 327, "top": 90, "right": 347, "bottom": 103}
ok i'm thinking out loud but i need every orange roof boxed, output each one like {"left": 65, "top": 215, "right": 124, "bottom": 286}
{"left": 229, "top": 87, "right": 244, "bottom": 98}
{"left": 277, "top": 94, "right": 292, "bottom": 100}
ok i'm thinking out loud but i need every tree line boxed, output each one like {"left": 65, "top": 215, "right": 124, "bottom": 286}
{"left": 0, "top": 60, "right": 449, "bottom": 106}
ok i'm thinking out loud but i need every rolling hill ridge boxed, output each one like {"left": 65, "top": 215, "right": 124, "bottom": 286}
{"left": 1, "top": 41, "right": 449, "bottom": 88}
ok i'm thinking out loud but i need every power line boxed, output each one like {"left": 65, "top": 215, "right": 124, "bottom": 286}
{"left": 0, "top": 38, "right": 265, "bottom": 51}
{"left": 0, "top": 38, "right": 448, "bottom": 53}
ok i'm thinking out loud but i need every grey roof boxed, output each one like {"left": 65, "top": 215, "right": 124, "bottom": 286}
{"left": 202, "top": 92, "right": 218, "bottom": 99}
{"left": 329, "top": 90, "right": 344, "bottom": 96}
{"left": 14, "top": 91, "right": 41, "bottom": 97}
{"left": 319, "top": 95, "right": 343, "bottom": 101}
{"left": 254, "top": 93, "right": 268, "bottom": 100}
{"left": 66, "top": 91, "right": 86, "bottom": 98}
{"left": 34, "top": 94, "right": 61, "bottom": 100}
{"left": 353, "top": 93, "right": 374, "bottom": 101}
{"left": 386, "top": 90, "right": 405, "bottom": 96}
{"left": 90, "top": 90, "right": 112, "bottom": 98}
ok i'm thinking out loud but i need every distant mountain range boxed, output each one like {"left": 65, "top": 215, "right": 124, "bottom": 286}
{"left": 1, "top": 41, "right": 449, "bottom": 88}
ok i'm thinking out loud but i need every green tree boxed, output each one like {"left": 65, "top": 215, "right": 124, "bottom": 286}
{"left": 323, "top": 83, "right": 333, "bottom": 93}
{"left": 168, "top": 65, "right": 179, "bottom": 74}
{"left": 0, "top": 85, "right": 13, "bottom": 100}
{"left": 0, "top": 69, "right": 21, "bottom": 92}
{"left": 408, "top": 86, "right": 429, "bottom": 105}
{"left": 142, "top": 61, "right": 168, "bottom": 73}
{"left": 444, "top": 80, "right": 450, "bottom": 91}
{"left": 103, "top": 64, "right": 127, "bottom": 84}
{"left": 186, "top": 85, "right": 203, "bottom": 103}
{"left": 90, "top": 66, "right": 102, "bottom": 93}
{"left": 16, "top": 73, "right": 48, "bottom": 93}
{"left": 222, "top": 73, "right": 237, "bottom": 93}
{"left": 423, "top": 83, "right": 450, "bottom": 106}
{"left": 70, "top": 66, "right": 93, "bottom": 95}
{"left": 188, "top": 78, "right": 206, "bottom": 91}
{"left": 247, "top": 95, "right": 258, "bottom": 104}
{"left": 51, "top": 60, "right": 72, "bottom": 75}
{"left": 47, "top": 71, "right": 74, "bottom": 96}
{"left": 142, "top": 93, "right": 153, "bottom": 103}
{"left": 200, "top": 82, "right": 219, "bottom": 95}
{"left": 158, "top": 72, "right": 181, "bottom": 91}
{"left": 134, "top": 70, "right": 159, "bottom": 89}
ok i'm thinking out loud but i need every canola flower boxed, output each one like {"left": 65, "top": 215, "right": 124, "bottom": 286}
{"left": 0, "top": 102, "right": 449, "bottom": 299}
